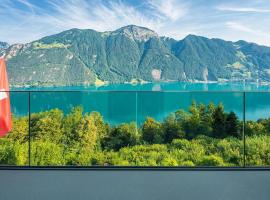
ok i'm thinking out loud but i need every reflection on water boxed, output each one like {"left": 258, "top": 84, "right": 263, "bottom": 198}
{"left": 11, "top": 82, "right": 270, "bottom": 92}
{"left": 152, "top": 84, "right": 161, "bottom": 91}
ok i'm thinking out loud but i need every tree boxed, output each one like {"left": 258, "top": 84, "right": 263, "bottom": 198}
{"left": 30, "top": 141, "right": 65, "bottom": 166}
{"left": 103, "top": 122, "right": 139, "bottom": 150}
{"left": 74, "top": 113, "right": 98, "bottom": 151}
{"left": 0, "top": 138, "right": 18, "bottom": 165}
{"left": 89, "top": 112, "right": 108, "bottom": 149}
{"left": 162, "top": 114, "right": 185, "bottom": 143}
{"left": 245, "top": 121, "right": 266, "bottom": 136}
{"left": 207, "top": 102, "right": 215, "bottom": 115}
{"left": 4, "top": 101, "right": 270, "bottom": 167}
{"left": 199, "top": 155, "right": 225, "bottom": 166}
{"left": 179, "top": 101, "right": 212, "bottom": 138}
{"left": 198, "top": 103, "right": 213, "bottom": 136}
{"left": 7, "top": 117, "right": 29, "bottom": 143}
{"left": 31, "top": 109, "right": 64, "bottom": 143}
{"left": 62, "top": 106, "right": 83, "bottom": 145}
{"left": 212, "top": 103, "right": 226, "bottom": 138}
{"left": 258, "top": 118, "right": 270, "bottom": 133}
{"left": 189, "top": 101, "right": 201, "bottom": 136}
{"left": 142, "top": 117, "right": 163, "bottom": 144}
{"left": 225, "top": 111, "right": 240, "bottom": 138}
{"left": 63, "top": 112, "right": 100, "bottom": 165}
{"left": 175, "top": 109, "right": 190, "bottom": 123}
{"left": 180, "top": 101, "right": 200, "bottom": 139}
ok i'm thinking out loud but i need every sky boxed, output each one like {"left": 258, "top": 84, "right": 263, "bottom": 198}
{"left": 0, "top": 0, "right": 270, "bottom": 46}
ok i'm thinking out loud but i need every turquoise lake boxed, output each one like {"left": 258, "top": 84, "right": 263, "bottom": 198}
{"left": 10, "top": 82, "right": 270, "bottom": 125}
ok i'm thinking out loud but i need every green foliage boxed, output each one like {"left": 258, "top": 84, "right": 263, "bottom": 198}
{"left": 7, "top": 117, "right": 29, "bottom": 143}
{"left": 62, "top": 106, "right": 83, "bottom": 144}
{"left": 90, "top": 112, "right": 109, "bottom": 149}
{"left": 33, "top": 42, "right": 70, "bottom": 49}
{"left": 162, "top": 114, "right": 185, "bottom": 143}
{"left": 31, "top": 109, "right": 64, "bottom": 143}
{"left": 245, "top": 135, "right": 270, "bottom": 166}
{"left": 215, "top": 137, "right": 243, "bottom": 166}
{"left": 258, "top": 118, "right": 270, "bottom": 133}
{"left": 225, "top": 112, "right": 240, "bottom": 138}
{"left": 1, "top": 102, "right": 270, "bottom": 167}
{"left": 245, "top": 121, "right": 267, "bottom": 136}
{"left": 0, "top": 139, "right": 23, "bottom": 165}
{"left": 6, "top": 25, "right": 270, "bottom": 87}
{"left": 212, "top": 103, "right": 226, "bottom": 138}
{"left": 142, "top": 117, "right": 163, "bottom": 144}
{"left": 183, "top": 101, "right": 201, "bottom": 138}
{"left": 199, "top": 155, "right": 225, "bottom": 166}
{"left": 181, "top": 102, "right": 214, "bottom": 138}
{"left": 72, "top": 113, "right": 98, "bottom": 151}
{"left": 171, "top": 139, "right": 205, "bottom": 164}
{"left": 103, "top": 122, "right": 139, "bottom": 151}
{"left": 31, "top": 141, "right": 65, "bottom": 166}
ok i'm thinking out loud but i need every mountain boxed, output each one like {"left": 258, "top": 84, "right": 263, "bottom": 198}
{"left": 0, "top": 42, "right": 9, "bottom": 57}
{"left": 3, "top": 25, "right": 270, "bottom": 87}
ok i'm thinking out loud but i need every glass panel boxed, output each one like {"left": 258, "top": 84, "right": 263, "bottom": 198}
{"left": 27, "top": 91, "right": 246, "bottom": 167}
{"left": 4, "top": 90, "right": 269, "bottom": 167}
{"left": 132, "top": 91, "right": 193, "bottom": 166}
{"left": 0, "top": 92, "right": 29, "bottom": 166}
{"left": 186, "top": 92, "right": 244, "bottom": 167}
{"left": 159, "top": 92, "right": 244, "bottom": 167}
{"left": 245, "top": 92, "right": 270, "bottom": 166}
{"left": 117, "top": 91, "right": 244, "bottom": 167}
{"left": 29, "top": 91, "right": 137, "bottom": 166}
{"left": 137, "top": 92, "right": 166, "bottom": 126}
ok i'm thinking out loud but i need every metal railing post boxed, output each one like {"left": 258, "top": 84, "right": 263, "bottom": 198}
{"left": 28, "top": 91, "right": 31, "bottom": 167}
{"left": 243, "top": 92, "right": 246, "bottom": 167}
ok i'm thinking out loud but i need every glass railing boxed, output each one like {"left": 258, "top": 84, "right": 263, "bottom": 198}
{"left": 0, "top": 91, "right": 270, "bottom": 167}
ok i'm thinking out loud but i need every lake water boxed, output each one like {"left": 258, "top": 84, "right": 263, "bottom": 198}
{"left": 10, "top": 82, "right": 270, "bottom": 125}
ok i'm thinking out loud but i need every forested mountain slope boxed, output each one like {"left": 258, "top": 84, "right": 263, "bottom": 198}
{"left": 2, "top": 25, "right": 270, "bottom": 87}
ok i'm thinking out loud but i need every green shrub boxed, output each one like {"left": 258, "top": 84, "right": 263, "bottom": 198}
{"left": 199, "top": 155, "right": 225, "bottom": 166}
{"left": 103, "top": 122, "right": 139, "bottom": 150}
{"left": 30, "top": 141, "right": 65, "bottom": 166}
{"left": 1, "top": 102, "right": 270, "bottom": 167}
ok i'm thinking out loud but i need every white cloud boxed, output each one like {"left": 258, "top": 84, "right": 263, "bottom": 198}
{"left": 0, "top": 0, "right": 269, "bottom": 47}
{"left": 147, "top": 0, "right": 188, "bottom": 21}
{"left": 226, "top": 22, "right": 255, "bottom": 33}
{"left": 89, "top": 1, "right": 162, "bottom": 31}
{"left": 226, "top": 21, "right": 269, "bottom": 37}
{"left": 217, "top": 5, "right": 270, "bottom": 13}
{"left": 0, "top": 0, "right": 191, "bottom": 44}
{"left": 34, "top": 0, "right": 162, "bottom": 34}
{"left": 0, "top": 0, "right": 164, "bottom": 43}
{"left": 46, "top": 0, "right": 152, "bottom": 29}
{"left": 225, "top": 21, "right": 270, "bottom": 46}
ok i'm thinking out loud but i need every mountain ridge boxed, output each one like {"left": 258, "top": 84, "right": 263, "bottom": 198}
{"left": 2, "top": 25, "right": 270, "bottom": 87}
{"left": 0, "top": 41, "right": 9, "bottom": 57}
